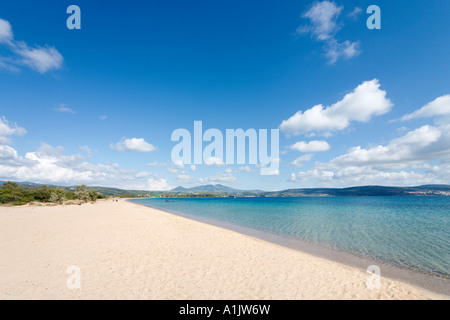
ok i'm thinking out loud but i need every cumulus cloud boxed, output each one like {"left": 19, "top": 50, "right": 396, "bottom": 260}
{"left": 325, "top": 124, "right": 447, "bottom": 170}
{"left": 401, "top": 95, "right": 450, "bottom": 121}
{"left": 290, "top": 140, "right": 330, "bottom": 152}
{"left": 0, "top": 18, "right": 63, "bottom": 73}
{"left": 289, "top": 167, "right": 438, "bottom": 187}
{"left": 0, "top": 140, "right": 167, "bottom": 189}
{"left": 147, "top": 177, "right": 171, "bottom": 191}
{"left": 111, "top": 138, "right": 156, "bottom": 152}
{"left": 280, "top": 79, "right": 393, "bottom": 136}
{"left": 297, "top": 1, "right": 360, "bottom": 64}
{"left": 0, "top": 118, "right": 161, "bottom": 188}
{"left": 0, "top": 143, "right": 95, "bottom": 184}
{"left": 288, "top": 94, "right": 450, "bottom": 186}
{"left": 290, "top": 154, "right": 314, "bottom": 167}
{"left": 0, "top": 116, "right": 26, "bottom": 144}
{"left": 288, "top": 119, "right": 450, "bottom": 186}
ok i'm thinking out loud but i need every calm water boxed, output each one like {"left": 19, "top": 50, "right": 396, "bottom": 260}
{"left": 129, "top": 197, "right": 450, "bottom": 278}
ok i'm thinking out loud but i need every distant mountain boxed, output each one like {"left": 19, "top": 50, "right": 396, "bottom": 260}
{"left": 266, "top": 185, "right": 450, "bottom": 197}
{"left": 1, "top": 181, "right": 450, "bottom": 197}
{"left": 171, "top": 184, "right": 257, "bottom": 193}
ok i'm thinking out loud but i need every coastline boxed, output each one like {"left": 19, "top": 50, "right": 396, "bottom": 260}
{"left": 0, "top": 199, "right": 447, "bottom": 300}
{"left": 129, "top": 199, "right": 450, "bottom": 297}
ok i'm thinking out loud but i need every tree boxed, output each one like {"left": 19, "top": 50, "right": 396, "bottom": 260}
{"left": 50, "top": 188, "right": 67, "bottom": 204}
{"left": 32, "top": 185, "right": 51, "bottom": 202}
{"left": 75, "top": 185, "right": 90, "bottom": 202}
{"left": 0, "top": 181, "right": 25, "bottom": 205}
{"left": 1, "top": 181, "right": 22, "bottom": 191}
{"left": 88, "top": 189, "right": 100, "bottom": 201}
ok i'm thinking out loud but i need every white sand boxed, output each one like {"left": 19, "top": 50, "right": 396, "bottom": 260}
{"left": 0, "top": 200, "right": 446, "bottom": 300}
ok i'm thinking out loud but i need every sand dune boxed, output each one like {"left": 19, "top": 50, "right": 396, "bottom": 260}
{"left": 0, "top": 200, "right": 445, "bottom": 300}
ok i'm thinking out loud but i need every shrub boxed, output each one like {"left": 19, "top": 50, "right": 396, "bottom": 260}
{"left": 75, "top": 185, "right": 90, "bottom": 202}
{"left": 0, "top": 181, "right": 104, "bottom": 205}
{"left": 49, "top": 188, "right": 67, "bottom": 204}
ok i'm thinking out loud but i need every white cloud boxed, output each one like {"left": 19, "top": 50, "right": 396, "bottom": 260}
{"left": 79, "top": 145, "right": 92, "bottom": 158}
{"left": 147, "top": 161, "right": 166, "bottom": 167}
{"left": 0, "top": 19, "right": 13, "bottom": 44}
{"left": 0, "top": 116, "right": 26, "bottom": 145}
{"left": 297, "top": 1, "right": 360, "bottom": 64}
{"left": 280, "top": 79, "right": 393, "bottom": 135}
{"left": 0, "top": 18, "right": 63, "bottom": 73}
{"left": 111, "top": 138, "right": 156, "bottom": 152}
{"left": 401, "top": 95, "right": 450, "bottom": 121}
{"left": 147, "top": 177, "right": 171, "bottom": 191}
{"left": 100, "top": 115, "right": 107, "bottom": 120}
{"left": 288, "top": 166, "right": 439, "bottom": 187}
{"left": 0, "top": 56, "right": 19, "bottom": 72}
{"left": 288, "top": 119, "right": 450, "bottom": 186}
{"left": 15, "top": 45, "right": 63, "bottom": 74}
{"left": 290, "top": 140, "right": 330, "bottom": 152}
{"left": 298, "top": 1, "right": 342, "bottom": 41}
{"left": 291, "top": 154, "right": 314, "bottom": 167}
{"left": 0, "top": 143, "right": 94, "bottom": 183}
{"left": 0, "top": 145, "right": 19, "bottom": 160}
{"left": 55, "top": 104, "right": 76, "bottom": 114}
{"left": 199, "top": 170, "right": 237, "bottom": 184}
{"left": 177, "top": 174, "right": 193, "bottom": 183}
{"left": 166, "top": 166, "right": 179, "bottom": 174}
{"left": 173, "top": 160, "right": 184, "bottom": 169}
{"left": 135, "top": 171, "right": 151, "bottom": 178}
{"left": 325, "top": 39, "right": 360, "bottom": 64}
{"left": 237, "top": 166, "right": 256, "bottom": 172}
{"left": 190, "top": 164, "right": 196, "bottom": 172}
{"left": 166, "top": 161, "right": 185, "bottom": 174}
{"left": 0, "top": 138, "right": 170, "bottom": 189}
{"left": 204, "top": 156, "right": 224, "bottom": 166}
{"left": 348, "top": 7, "right": 363, "bottom": 19}
{"left": 326, "top": 125, "right": 446, "bottom": 170}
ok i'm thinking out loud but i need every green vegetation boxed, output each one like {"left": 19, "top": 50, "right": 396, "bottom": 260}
{"left": 0, "top": 181, "right": 106, "bottom": 206}
{"left": 1, "top": 181, "right": 449, "bottom": 204}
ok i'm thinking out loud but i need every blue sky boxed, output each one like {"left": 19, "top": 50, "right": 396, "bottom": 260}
{"left": 0, "top": 0, "right": 449, "bottom": 191}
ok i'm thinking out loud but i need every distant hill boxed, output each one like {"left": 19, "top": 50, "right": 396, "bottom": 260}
{"left": 266, "top": 185, "right": 450, "bottom": 197}
{"left": 171, "top": 184, "right": 262, "bottom": 194}
{"left": 0, "top": 181, "right": 157, "bottom": 197}
{"left": 1, "top": 181, "right": 450, "bottom": 197}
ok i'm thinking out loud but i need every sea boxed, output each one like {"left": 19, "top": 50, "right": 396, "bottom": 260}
{"left": 129, "top": 196, "right": 450, "bottom": 294}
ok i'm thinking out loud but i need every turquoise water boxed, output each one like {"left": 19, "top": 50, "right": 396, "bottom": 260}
{"left": 129, "top": 197, "right": 450, "bottom": 278}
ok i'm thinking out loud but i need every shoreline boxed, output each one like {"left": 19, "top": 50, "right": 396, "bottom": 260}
{"left": 0, "top": 200, "right": 447, "bottom": 299}
{"left": 128, "top": 199, "right": 450, "bottom": 297}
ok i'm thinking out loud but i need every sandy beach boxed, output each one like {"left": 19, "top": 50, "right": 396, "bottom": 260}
{"left": 0, "top": 199, "right": 446, "bottom": 300}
